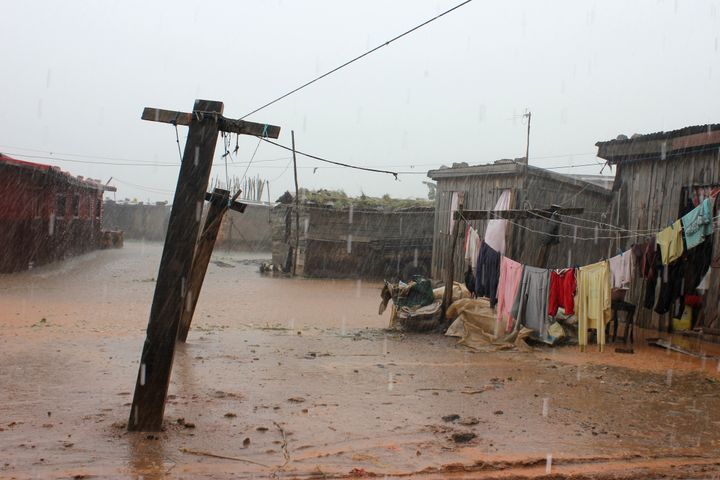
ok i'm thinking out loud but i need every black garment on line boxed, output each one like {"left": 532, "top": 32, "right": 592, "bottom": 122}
{"left": 654, "top": 262, "right": 684, "bottom": 316}
{"left": 653, "top": 238, "right": 713, "bottom": 316}
{"left": 644, "top": 249, "right": 662, "bottom": 310}
{"left": 475, "top": 241, "right": 501, "bottom": 307}
{"left": 684, "top": 238, "right": 713, "bottom": 291}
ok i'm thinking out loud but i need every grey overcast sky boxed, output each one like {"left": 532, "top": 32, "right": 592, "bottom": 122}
{"left": 1, "top": 0, "right": 719, "bottom": 203}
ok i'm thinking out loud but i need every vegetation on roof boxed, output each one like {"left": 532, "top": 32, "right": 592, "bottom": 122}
{"left": 277, "top": 188, "right": 434, "bottom": 210}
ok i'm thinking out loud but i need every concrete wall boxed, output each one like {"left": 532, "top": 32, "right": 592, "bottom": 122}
{"left": 215, "top": 203, "right": 272, "bottom": 252}
{"left": 103, "top": 201, "right": 271, "bottom": 251}
{"left": 102, "top": 201, "right": 171, "bottom": 241}
{"left": 271, "top": 204, "right": 435, "bottom": 279}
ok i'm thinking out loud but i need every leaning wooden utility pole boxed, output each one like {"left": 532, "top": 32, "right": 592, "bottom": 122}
{"left": 127, "top": 99, "right": 280, "bottom": 432}
{"left": 442, "top": 193, "right": 464, "bottom": 316}
{"left": 291, "top": 130, "right": 300, "bottom": 276}
{"left": 177, "top": 188, "right": 245, "bottom": 343}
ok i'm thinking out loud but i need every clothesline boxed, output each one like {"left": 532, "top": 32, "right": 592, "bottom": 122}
{"left": 525, "top": 209, "right": 660, "bottom": 235}
{"left": 461, "top": 191, "right": 718, "bottom": 237}
{"left": 460, "top": 218, "right": 717, "bottom": 274}
{"left": 462, "top": 196, "right": 717, "bottom": 351}
{"left": 460, "top": 210, "right": 720, "bottom": 244}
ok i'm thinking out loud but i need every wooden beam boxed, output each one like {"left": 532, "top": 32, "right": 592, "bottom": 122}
{"left": 128, "top": 99, "right": 224, "bottom": 432}
{"left": 141, "top": 108, "right": 194, "bottom": 126}
{"left": 457, "top": 207, "right": 584, "bottom": 221}
{"left": 204, "top": 191, "right": 246, "bottom": 213}
{"left": 219, "top": 117, "right": 281, "bottom": 139}
{"left": 141, "top": 107, "right": 281, "bottom": 139}
{"left": 177, "top": 188, "right": 235, "bottom": 343}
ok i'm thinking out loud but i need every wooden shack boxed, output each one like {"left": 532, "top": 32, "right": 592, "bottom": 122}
{"left": 427, "top": 159, "right": 614, "bottom": 281}
{"left": 0, "top": 153, "right": 116, "bottom": 272}
{"left": 596, "top": 124, "right": 720, "bottom": 333}
{"left": 270, "top": 192, "right": 434, "bottom": 279}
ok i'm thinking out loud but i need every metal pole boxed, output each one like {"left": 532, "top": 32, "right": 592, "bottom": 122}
{"left": 524, "top": 110, "right": 531, "bottom": 165}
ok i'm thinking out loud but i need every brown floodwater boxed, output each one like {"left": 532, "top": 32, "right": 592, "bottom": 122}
{"left": 1, "top": 241, "right": 719, "bottom": 479}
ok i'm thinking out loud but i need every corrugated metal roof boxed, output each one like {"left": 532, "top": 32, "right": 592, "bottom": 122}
{"left": 0, "top": 153, "right": 116, "bottom": 191}
{"left": 0, "top": 152, "right": 54, "bottom": 171}
{"left": 426, "top": 161, "right": 612, "bottom": 196}
{"left": 595, "top": 124, "right": 720, "bottom": 164}
{"left": 595, "top": 123, "right": 720, "bottom": 147}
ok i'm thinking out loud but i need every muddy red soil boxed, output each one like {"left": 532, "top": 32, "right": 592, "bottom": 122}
{"left": 1, "top": 242, "right": 719, "bottom": 479}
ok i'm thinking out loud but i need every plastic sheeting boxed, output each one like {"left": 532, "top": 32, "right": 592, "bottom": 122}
{"left": 444, "top": 297, "right": 533, "bottom": 351}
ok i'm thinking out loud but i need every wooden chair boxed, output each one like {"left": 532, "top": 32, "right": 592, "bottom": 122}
{"left": 609, "top": 300, "right": 636, "bottom": 344}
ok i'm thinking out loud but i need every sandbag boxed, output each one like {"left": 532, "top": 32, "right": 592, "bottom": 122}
{"left": 445, "top": 297, "right": 493, "bottom": 322}
{"left": 433, "top": 282, "right": 472, "bottom": 302}
{"left": 444, "top": 317, "right": 465, "bottom": 337}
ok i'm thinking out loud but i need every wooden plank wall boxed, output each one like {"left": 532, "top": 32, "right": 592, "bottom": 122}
{"left": 616, "top": 150, "right": 720, "bottom": 329}
{"left": 430, "top": 172, "right": 613, "bottom": 282}
{"left": 512, "top": 173, "right": 613, "bottom": 269}
{"left": 431, "top": 174, "right": 518, "bottom": 280}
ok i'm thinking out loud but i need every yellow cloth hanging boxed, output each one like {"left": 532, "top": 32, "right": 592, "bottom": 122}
{"left": 656, "top": 220, "right": 684, "bottom": 265}
{"left": 576, "top": 260, "right": 611, "bottom": 352}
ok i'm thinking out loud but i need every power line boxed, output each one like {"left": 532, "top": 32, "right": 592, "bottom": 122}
{"left": 240, "top": 138, "right": 263, "bottom": 184}
{"left": 111, "top": 178, "right": 175, "bottom": 195}
{"left": 0, "top": 144, "right": 610, "bottom": 174}
{"left": 267, "top": 160, "right": 293, "bottom": 182}
{"left": 260, "top": 137, "right": 400, "bottom": 177}
{"left": 240, "top": 0, "right": 474, "bottom": 119}
{"left": 0, "top": 144, "right": 164, "bottom": 164}
{"left": 1, "top": 150, "right": 292, "bottom": 168}
{"left": 3, "top": 152, "right": 178, "bottom": 167}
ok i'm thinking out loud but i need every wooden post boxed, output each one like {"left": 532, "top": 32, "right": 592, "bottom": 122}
{"left": 291, "top": 130, "right": 300, "bottom": 276}
{"left": 442, "top": 193, "right": 464, "bottom": 316}
{"left": 177, "top": 189, "right": 244, "bottom": 343}
{"left": 128, "top": 100, "right": 224, "bottom": 431}
{"left": 535, "top": 207, "right": 560, "bottom": 268}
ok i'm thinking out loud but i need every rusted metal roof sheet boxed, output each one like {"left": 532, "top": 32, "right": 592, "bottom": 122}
{"left": 0, "top": 152, "right": 116, "bottom": 192}
{"left": 596, "top": 124, "right": 720, "bottom": 164}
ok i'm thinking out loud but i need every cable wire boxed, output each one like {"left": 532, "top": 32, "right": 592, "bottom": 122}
{"left": 267, "top": 159, "right": 293, "bottom": 182}
{"left": 260, "top": 137, "right": 399, "bottom": 177}
{"left": 173, "top": 123, "right": 183, "bottom": 161}
{"left": 0, "top": 145, "right": 611, "bottom": 174}
{"left": 1, "top": 150, "right": 291, "bottom": 168}
{"left": 240, "top": 138, "right": 263, "bottom": 184}
{"left": 240, "top": 0, "right": 474, "bottom": 119}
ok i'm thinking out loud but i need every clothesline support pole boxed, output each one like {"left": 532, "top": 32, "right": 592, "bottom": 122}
{"left": 443, "top": 193, "right": 464, "bottom": 317}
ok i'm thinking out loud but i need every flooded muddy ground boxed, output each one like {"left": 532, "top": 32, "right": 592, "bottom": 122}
{"left": 1, "top": 241, "right": 720, "bottom": 479}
